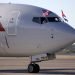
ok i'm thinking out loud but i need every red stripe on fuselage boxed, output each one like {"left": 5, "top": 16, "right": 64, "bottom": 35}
{"left": 0, "top": 22, "right": 5, "bottom": 31}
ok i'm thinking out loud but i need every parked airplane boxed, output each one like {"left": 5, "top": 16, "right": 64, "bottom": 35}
{"left": 0, "top": 3, "right": 75, "bottom": 73}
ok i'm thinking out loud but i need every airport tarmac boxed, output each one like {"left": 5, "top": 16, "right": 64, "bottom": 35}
{"left": 0, "top": 55, "right": 75, "bottom": 75}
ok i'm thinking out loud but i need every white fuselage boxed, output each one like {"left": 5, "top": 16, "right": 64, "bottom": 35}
{"left": 0, "top": 3, "right": 75, "bottom": 57}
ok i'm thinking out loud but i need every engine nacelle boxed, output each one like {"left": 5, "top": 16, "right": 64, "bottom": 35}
{"left": 31, "top": 53, "right": 56, "bottom": 63}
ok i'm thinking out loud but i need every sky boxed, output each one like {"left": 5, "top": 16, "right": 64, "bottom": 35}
{"left": 0, "top": 0, "right": 75, "bottom": 28}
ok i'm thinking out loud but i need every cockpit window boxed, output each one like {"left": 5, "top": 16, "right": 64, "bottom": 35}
{"left": 47, "top": 17, "right": 60, "bottom": 22}
{"left": 32, "top": 17, "right": 61, "bottom": 24}
{"left": 32, "top": 17, "right": 41, "bottom": 24}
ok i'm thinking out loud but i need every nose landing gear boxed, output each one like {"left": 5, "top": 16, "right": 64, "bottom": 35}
{"left": 28, "top": 64, "right": 40, "bottom": 73}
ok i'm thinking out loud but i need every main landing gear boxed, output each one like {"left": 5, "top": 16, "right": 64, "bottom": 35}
{"left": 28, "top": 63, "right": 40, "bottom": 73}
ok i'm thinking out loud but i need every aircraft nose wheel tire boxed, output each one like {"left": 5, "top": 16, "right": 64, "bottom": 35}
{"left": 28, "top": 64, "right": 40, "bottom": 73}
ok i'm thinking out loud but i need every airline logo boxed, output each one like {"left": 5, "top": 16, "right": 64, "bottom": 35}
{"left": 0, "top": 22, "right": 5, "bottom": 31}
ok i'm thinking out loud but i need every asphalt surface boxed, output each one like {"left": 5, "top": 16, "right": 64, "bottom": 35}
{"left": 0, "top": 55, "right": 75, "bottom": 75}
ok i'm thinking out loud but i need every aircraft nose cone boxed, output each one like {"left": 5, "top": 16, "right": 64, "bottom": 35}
{"left": 70, "top": 33, "right": 75, "bottom": 41}
{"left": 67, "top": 29, "right": 75, "bottom": 43}
{"left": 63, "top": 23, "right": 75, "bottom": 42}
{"left": 61, "top": 23, "right": 75, "bottom": 43}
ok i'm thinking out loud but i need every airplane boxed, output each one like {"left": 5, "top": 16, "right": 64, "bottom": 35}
{"left": 0, "top": 3, "right": 75, "bottom": 73}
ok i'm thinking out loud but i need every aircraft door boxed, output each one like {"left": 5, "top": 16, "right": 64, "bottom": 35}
{"left": 7, "top": 11, "right": 20, "bottom": 35}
